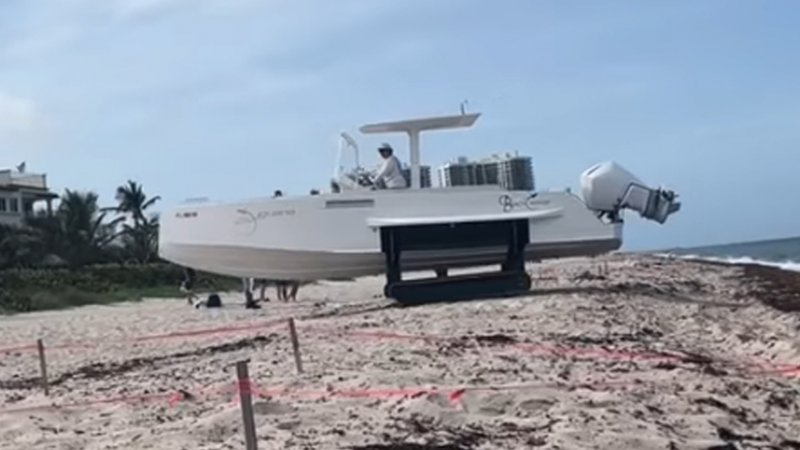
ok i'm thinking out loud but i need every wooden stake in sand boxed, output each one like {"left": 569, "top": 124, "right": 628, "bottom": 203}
{"left": 287, "top": 318, "right": 303, "bottom": 374}
{"left": 36, "top": 339, "right": 49, "bottom": 396}
{"left": 235, "top": 360, "right": 258, "bottom": 450}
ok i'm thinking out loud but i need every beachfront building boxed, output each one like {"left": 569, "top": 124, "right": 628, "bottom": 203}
{"left": 0, "top": 166, "right": 58, "bottom": 227}
{"left": 401, "top": 164, "right": 432, "bottom": 188}
{"left": 437, "top": 152, "right": 534, "bottom": 191}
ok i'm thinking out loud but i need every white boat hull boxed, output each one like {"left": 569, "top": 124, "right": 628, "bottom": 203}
{"left": 159, "top": 187, "right": 623, "bottom": 280}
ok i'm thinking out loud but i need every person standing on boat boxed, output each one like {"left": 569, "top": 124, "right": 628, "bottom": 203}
{"left": 374, "top": 143, "right": 407, "bottom": 189}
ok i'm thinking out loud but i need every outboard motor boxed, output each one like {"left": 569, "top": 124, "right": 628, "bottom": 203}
{"left": 580, "top": 161, "right": 680, "bottom": 224}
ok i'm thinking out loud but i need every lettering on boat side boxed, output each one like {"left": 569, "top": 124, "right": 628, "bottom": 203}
{"left": 498, "top": 194, "right": 549, "bottom": 212}
{"left": 234, "top": 208, "right": 297, "bottom": 234}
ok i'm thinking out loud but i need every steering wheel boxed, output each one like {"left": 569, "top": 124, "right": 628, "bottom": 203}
{"left": 358, "top": 172, "right": 375, "bottom": 187}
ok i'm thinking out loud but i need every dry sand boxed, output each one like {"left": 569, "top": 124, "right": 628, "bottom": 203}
{"left": 0, "top": 254, "right": 799, "bottom": 450}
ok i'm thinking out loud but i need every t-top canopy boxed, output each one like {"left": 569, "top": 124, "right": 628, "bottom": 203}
{"left": 359, "top": 113, "right": 480, "bottom": 134}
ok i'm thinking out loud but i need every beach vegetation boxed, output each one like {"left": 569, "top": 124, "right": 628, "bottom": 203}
{"left": 0, "top": 182, "right": 238, "bottom": 313}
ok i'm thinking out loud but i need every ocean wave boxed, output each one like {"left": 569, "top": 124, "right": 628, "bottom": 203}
{"left": 653, "top": 253, "right": 800, "bottom": 272}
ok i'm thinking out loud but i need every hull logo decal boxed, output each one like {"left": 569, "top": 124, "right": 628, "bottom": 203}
{"left": 234, "top": 209, "right": 258, "bottom": 235}
{"left": 499, "top": 194, "right": 550, "bottom": 212}
{"left": 234, "top": 208, "right": 297, "bottom": 235}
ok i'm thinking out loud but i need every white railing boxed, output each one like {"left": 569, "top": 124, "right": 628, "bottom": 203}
{"left": 0, "top": 171, "right": 48, "bottom": 189}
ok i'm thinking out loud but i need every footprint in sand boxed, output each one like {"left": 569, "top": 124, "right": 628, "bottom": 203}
{"left": 253, "top": 400, "right": 297, "bottom": 416}
{"left": 518, "top": 397, "right": 557, "bottom": 413}
{"left": 460, "top": 393, "right": 517, "bottom": 416}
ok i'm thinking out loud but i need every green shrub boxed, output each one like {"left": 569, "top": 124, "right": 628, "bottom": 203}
{"left": 0, "top": 263, "right": 240, "bottom": 313}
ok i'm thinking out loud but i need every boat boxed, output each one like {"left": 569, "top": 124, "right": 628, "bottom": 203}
{"left": 158, "top": 111, "right": 680, "bottom": 303}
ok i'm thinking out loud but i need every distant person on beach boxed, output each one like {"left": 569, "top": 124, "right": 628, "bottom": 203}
{"left": 206, "top": 293, "right": 222, "bottom": 308}
{"left": 242, "top": 278, "right": 262, "bottom": 309}
{"left": 180, "top": 267, "right": 198, "bottom": 305}
{"left": 181, "top": 267, "right": 217, "bottom": 308}
{"left": 277, "top": 280, "right": 300, "bottom": 302}
{"left": 191, "top": 293, "right": 222, "bottom": 309}
{"left": 374, "top": 143, "right": 407, "bottom": 189}
{"left": 265, "top": 189, "right": 301, "bottom": 301}
{"left": 246, "top": 278, "right": 298, "bottom": 302}
{"left": 251, "top": 278, "right": 271, "bottom": 303}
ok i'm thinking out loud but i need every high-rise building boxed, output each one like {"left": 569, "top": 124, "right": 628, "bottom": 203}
{"left": 495, "top": 154, "right": 534, "bottom": 191}
{"left": 438, "top": 157, "right": 472, "bottom": 187}
{"left": 401, "top": 165, "right": 432, "bottom": 188}
{"left": 438, "top": 152, "right": 534, "bottom": 191}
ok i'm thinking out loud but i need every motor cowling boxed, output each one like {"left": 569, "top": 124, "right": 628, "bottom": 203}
{"left": 580, "top": 161, "right": 680, "bottom": 224}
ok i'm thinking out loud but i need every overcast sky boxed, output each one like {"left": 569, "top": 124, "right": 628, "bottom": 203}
{"left": 1, "top": 0, "right": 798, "bottom": 250}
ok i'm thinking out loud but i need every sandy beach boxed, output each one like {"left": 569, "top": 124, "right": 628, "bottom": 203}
{"left": 1, "top": 254, "right": 799, "bottom": 449}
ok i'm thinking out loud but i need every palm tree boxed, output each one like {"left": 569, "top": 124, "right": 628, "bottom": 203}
{"left": 17, "top": 213, "right": 65, "bottom": 267}
{"left": 56, "top": 190, "right": 122, "bottom": 266}
{"left": 111, "top": 181, "right": 161, "bottom": 263}
{"left": 114, "top": 181, "right": 161, "bottom": 225}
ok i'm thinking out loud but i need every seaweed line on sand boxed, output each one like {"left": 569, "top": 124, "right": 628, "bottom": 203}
{"left": 0, "top": 334, "right": 278, "bottom": 390}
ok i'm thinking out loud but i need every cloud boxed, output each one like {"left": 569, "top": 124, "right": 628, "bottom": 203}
{"left": 192, "top": 71, "right": 324, "bottom": 107}
{"left": 0, "top": 91, "right": 50, "bottom": 161}
{"left": 3, "top": 26, "right": 80, "bottom": 60}
{"left": 0, "top": 0, "right": 200, "bottom": 61}
{"left": 105, "top": 0, "right": 197, "bottom": 21}
{"left": 0, "top": 91, "right": 39, "bottom": 135}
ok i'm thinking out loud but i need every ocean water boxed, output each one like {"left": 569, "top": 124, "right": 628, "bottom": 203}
{"left": 658, "top": 236, "right": 800, "bottom": 272}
